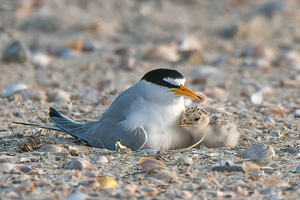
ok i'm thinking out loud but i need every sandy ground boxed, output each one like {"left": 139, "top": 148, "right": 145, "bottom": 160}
{"left": 1, "top": 0, "right": 300, "bottom": 199}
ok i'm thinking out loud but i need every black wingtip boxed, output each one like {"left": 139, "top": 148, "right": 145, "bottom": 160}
{"left": 49, "top": 107, "right": 63, "bottom": 118}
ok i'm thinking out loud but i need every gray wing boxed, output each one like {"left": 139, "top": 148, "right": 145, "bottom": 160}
{"left": 49, "top": 84, "right": 148, "bottom": 151}
{"left": 88, "top": 123, "right": 147, "bottom": 151}
{"left": 86, "top": 87, "right": 148, "bottom": 151}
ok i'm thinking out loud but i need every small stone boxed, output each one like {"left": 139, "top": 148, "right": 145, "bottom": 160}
{"left": 48, "top": 46, "right": 77, "bottom": 58}
{"left": 179, "top": 191, "right": 193, "bottom": 198}
{"left": 97, "top": 176, "right": 118, "bottom": 188}
{"left": 65, "top": 192, "right": 89, "bottom": 200}
{"left": 176, "top": 155, "right": 193, "bottom": 165}
{"left": 66, "top": 158, "right": 92, "bottom": 170}
{"left": 212, "top": 166, "right": 244, "bottom": 173}
{"left": 295, "top": 165, "right": 300, "bottom": 174}
{"left": 141, "top": 186, "right": 159, "bottom": 197}
{"left": 47, "top": 89, "right": 71, "bottom": 103}
{"left": 260, "top": 188, "right": 272, "bottom": 195}
{"left": 242, "top": 143, "right": 275, "bottom": 159}
{"left": 2, "top": 84, "right": 29, "bottom": 100}
{"left": 186, "top": 183, "right": 197, "bottom": 191}
{"left": 39, "top": 144, "right": 63, "bottom": 152}
{"left": 82, "top": 41, "right": 100, "bottom": 52}
{"left": 94, "top": 156, "right": 108, "bottom": 164}
{"left": 2, "top": 41, "right": 31, "bottom": 63}
{"left": 31, "top": 53, "right": 51, "bottom": 67}
{"left": 250, "top": 91, "right": 263, "bottom": 105}
{"left": 268, "top": 131, "right": 280, "bottom": 137}
{"left": 294, "top": 110, "right": 300, "bottom": 118}
{"left": 264, "top": 116, "right": 275, "bottom": 125}
{"left": 242, "top": 162, "right": 260, "bottom": 176}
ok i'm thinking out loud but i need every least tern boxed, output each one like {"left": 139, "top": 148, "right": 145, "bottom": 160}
{"left": 180, "top": 106, "right": 239, "bottom": 148}
{"left": 15, "top": 69, "right": 201, "bottom": 150}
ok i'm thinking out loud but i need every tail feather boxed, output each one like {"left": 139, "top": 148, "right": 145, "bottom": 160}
{"left": 48, "top": 107, "right": 90, "bottom": 142}
{"left": 12, "top": 122, "right": 63, "bottom": 132}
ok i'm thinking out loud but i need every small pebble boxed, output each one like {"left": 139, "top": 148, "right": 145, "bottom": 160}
{"left": 186, "top": 183, "right": 197, "bottom": 191}
{"left": 39, "top": 144, "right": 63, "bottom": 152}
{"left": 65, "top": 192, "right": 89, "bottom": 200}
{"left": 268, "top": 131, "right": 280, "bottom": 137}
{"left": 66, "top": 158, "right": 92, "bottom": 170}
{"left": 294, "top": 109, "right": 300, "bottom": 118}
{"left": 176, "top": 155, "right": 193, "bottom": 165}
{"left": 295, "top": 165, "right": 300, "bottom": 174}
{"left": 2, "top": 41, "right": 31, "bottom": 63}
{"left": 242, "top": 143, "right": 275, "bottom": 159}
{"left": 250, "top": 91, "right": 263, "bottom": 105}
{"left": 94, "top": 156, "right": 108, "bottom": 164}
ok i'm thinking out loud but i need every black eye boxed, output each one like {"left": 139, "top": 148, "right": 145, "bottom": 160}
{"left": 194, "top": 117, "right": 200, "bottom": 121}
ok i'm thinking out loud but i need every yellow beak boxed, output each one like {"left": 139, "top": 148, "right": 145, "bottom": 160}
{"left": 172, "top": 85, "right": 201, "bottom": 100}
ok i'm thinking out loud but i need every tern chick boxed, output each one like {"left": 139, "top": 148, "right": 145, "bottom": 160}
{"left": 180, "top": 106, "right": 239, "bottom": 148}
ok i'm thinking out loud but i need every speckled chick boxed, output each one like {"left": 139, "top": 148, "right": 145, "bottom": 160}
{"left": 180, "top": 106, "right": 239, "bottom": 148}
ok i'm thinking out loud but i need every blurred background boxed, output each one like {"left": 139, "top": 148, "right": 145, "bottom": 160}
{"left": 1, "top": 0, "right": 300, "bottom": 118}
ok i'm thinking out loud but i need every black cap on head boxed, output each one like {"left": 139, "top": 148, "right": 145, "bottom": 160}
{"left": 141, "top": 68, "right": 184, "bottom": 88}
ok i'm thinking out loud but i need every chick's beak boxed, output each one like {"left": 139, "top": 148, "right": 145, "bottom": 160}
{"left": 172, "top": 85, "right": 201, "bottom": 100}
{"left": 179, "top": 120, "right": 192, "bottom": 127}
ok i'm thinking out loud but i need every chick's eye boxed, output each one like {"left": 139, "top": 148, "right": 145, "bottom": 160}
{"left": 194, "top": 117, "right": 200, "bottom": 121}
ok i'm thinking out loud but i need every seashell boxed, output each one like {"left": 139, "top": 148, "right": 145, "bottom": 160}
{"left": 2, "top": 84, "right": 28, "bottom": 97}
{"left": 139, "top": 158, "right": 167, "bottom": 175}
{"left": 177, "top": 35, "right": 202, "bottom": 52}
{"left": 143, "top": 43, "right": 180, "bottom": 62}
{"left": 30, "top": 89, "right": 47, "bottom": 102}
{"left": 97, "top": 176, "right": 118, "bottom": 188}
{"left": 242, "top": 143, "right": 275, "bottom": 159}
{"left": 274, "top": 51, "right": 300, "bottom": 69}
{"left": 250, "top": 91, "right": 263, "bottom": 105}
{"left": 282, "top": 79, "right": 298, "bottom": 88}
{"left": 48, "top": 46, "right": 77, "bottom": 58}
{"left": 264, "top": 116, "right": 275, "bottom": 125}
{"left": 94, "top": 156, "right": 108, "bottom": 164}
{"left": 39, "top": 144, "right": 63, "bottom": 152}
{"left": 0, "top": 155, "right": 18, "bottom": 163}
{"left": 31, "top": 53, "right": 51, "bottom": 67}
{"left": 138, "top": 149, "right": 157, "bottom": 156}
{"left": 176, "top": 155, "right": 193, "bottom": 165}
{"left": 268, "top": 131, "right": 280, "bottom": 137}
{"left": 204, "top": 87, "right": 225, "bottom": 99}
{"left": 66, "top": 158, "right": 92, "bottom": 170}
{"left": 66, "top": 192, "right": 89, "bottom": 200}
{"left": 268, "top": 107, "right": 285, "bottom": 115}
{"left": 82, "top": 41, "right": 100, "bottom": 52}
{"left": 141, "top": 186, "right": 159, "bottom": 196}
{"left": 294, "top": 109, "right": 300, "bottom": 118}
{"left": 242, "top": 162, "right": 260, "bottom": 176}
{"left": 265, "top": 179, "right": 289, "bottom": 187}
{"left": 13, "top": 182, "right": 35, "bottom": 194}
{"left": 216, "top": 190, "right": 234, "bottom": 198}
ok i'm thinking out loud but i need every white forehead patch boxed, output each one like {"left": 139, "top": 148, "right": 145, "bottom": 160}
{"left": 163, "top": 77, "right": 186, "bottom": 86}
